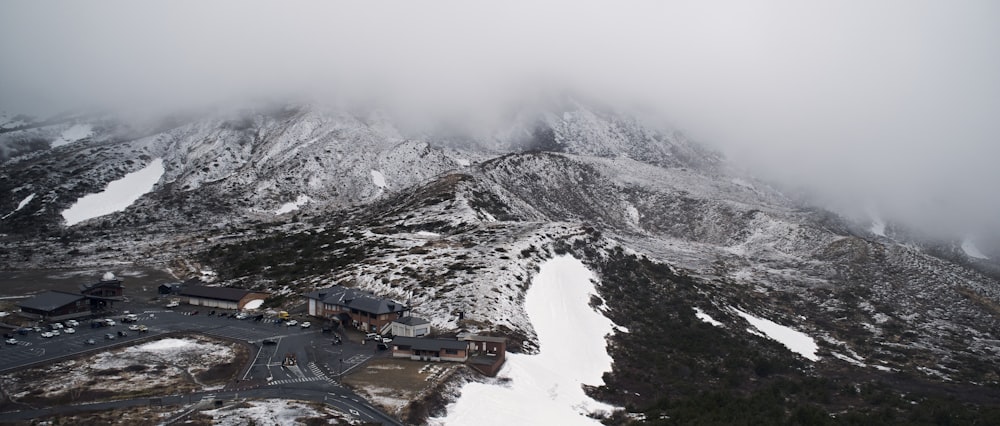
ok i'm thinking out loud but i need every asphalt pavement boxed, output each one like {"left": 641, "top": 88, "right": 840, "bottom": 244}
{"left": 0, "top": 304, "right": 399, "bottom": 424}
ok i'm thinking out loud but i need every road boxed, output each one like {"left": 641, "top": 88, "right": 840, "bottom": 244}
{"left": 0, "top": 387, "right": 404, "bottom": 425}
{"left": 0, "top": 306, "right": 401, "bottom": 425}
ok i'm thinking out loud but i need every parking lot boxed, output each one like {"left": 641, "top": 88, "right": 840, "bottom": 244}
{"left": 0, "top": 306, "right": 390, "bottom": 390}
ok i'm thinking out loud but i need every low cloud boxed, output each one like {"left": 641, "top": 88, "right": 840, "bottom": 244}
{"left": 2, "top": 0, "right": 998, "bottom": 237}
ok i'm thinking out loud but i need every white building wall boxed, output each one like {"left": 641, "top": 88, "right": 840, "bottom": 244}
{"left": 187, "top": 297, "right": 238, "bottom": 310}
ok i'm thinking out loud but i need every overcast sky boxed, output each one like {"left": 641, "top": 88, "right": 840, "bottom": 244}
{"left": 2, "top": 1, "right": 998, "bottom": 238}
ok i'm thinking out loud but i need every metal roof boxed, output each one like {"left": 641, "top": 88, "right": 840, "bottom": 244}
{"left": 79, "top": 279, "right": 123, "bottom": 292}
{"left": 393, "top": 336, "right": 468, "bottom": 351}
{"left": 178, "top": 285, "right": 265, "bottom": 302}
{"left": 393, "top": 316, "right": 430, "bottom": 326}
{"left": 303, "top": 286, "right": 406, "bottom": 315}
{"left": 17, "top": 291, "right": 86, "bottom": 312}
{"left": 461, "top": 335, "right": 507, "bottom": 343}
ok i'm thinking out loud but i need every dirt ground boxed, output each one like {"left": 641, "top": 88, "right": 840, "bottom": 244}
{"left": 26, "top": 404, "right": 188, "bottom": 426}
{"left": 342, "top": 358, "right": 461, "bottom": 420}
{"left": 0, "top": 335, "right": 248, "bottom": 410}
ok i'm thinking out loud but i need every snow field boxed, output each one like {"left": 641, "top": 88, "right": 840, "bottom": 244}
{"left": 693, "top": 307, "right": 724, "bottom": 327}
{"left": 434, "top": 255, "right": 620, "bottom": 425}
{"left": 61, "top": 159, "right": 165, "bottom": 226}
{"left": 51, "top": 123, "right": 93, "bottom": 147}
{"left": 961, "top": 237, "right": 989, "bottom": 260}
{"left": 732, "top": 308, "right": 819, "bottom": 361}
{"left": 274, "top": 194, "right": 312, "bottom": 215}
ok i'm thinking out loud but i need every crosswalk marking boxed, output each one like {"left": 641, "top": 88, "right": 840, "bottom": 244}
{"left": 269, "top": 376, "right": 324, "bottom": 386}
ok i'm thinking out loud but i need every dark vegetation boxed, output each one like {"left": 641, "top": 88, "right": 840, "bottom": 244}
{"left": 552, "top": 239, "right": 1000, "bottom": 425}
{"left": 200, "top": 228, "right": 380, "bottom": 284}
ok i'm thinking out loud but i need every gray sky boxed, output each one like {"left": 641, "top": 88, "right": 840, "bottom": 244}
{"left": 2, "top": 1, "right": 998, "bottom": 238}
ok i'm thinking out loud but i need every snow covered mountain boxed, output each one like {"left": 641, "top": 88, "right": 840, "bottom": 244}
{"left": 2, "top": 102, "right": 1000, "bottom": 422}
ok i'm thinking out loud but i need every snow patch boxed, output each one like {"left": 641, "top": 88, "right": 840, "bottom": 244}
{"left": 870, "top": 218, "right": 886, "bottom": 237}
{"left": 139, "top": 338, "right": 196, "bottom": 352}
{"left": 2, "top": 193, "right": 35, "bottom": 219}
{"left": 243, "top": 299, "right": 264, "bottom": 310}
{"left": 961, "top": 237, "right": 989, "bottom": 260}
{"left": 435, "top": 255, "right": 619, "bottom": 425}
{"left": 61, "top": 159, "right": 165, "bottom": 226}
{"left": 732, "top": 308, "right": 819, "bottom": 361}
{"left": 202, "top": 399, "right": 344, "bottom": 426}
{"left": 51, "top": 123, "right": 93, "bottom": 147}
{"left": 371, "top": 169, "right": 387, "bottom": 188}
{"left": 274, "top": 194, "right": 312, "bottom": 215}
{"left": 455, "top": 158, "right": 471, "bottom": 167}
{"left": 625, "top": 203, "right": 640, "bottom": 226}
{"left": 693, "top": 307, "right": 723, "bottom": 327}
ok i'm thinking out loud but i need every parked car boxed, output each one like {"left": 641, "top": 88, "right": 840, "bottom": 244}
{"left": 104, "top": 319, "right": 116, "bottom": 327}
{"left": 123, "top": 314, "right": 139, "bottom": 322}
{"left": 105, "top": 333, "right": 115, "bottom": 340}
{"left": 128, "top": 324, "right": 141, "bottom": 331}
{"left": 64, "top": 328, "right": 76, "bottom": 334}
{"left": 51, "top": 323, "right": 64, "bottom": 330}
{"left": 85, "top": 339, "right": 96, "bottom": 345}
{"left": 5, "top": 338, "right": 17, "bottom": 345}
{"left": 40, "top": 332, "right": 54, "bottom": 338}
{"left": 300, "top": 322, "right": 311, "bottom": 328}
{"left": 165, "top": 301, "right": 180, "bottom": 308}
{"left": 286, "top": 320, "right": 298, "bottom": 327}
{"left": 117, "top": 331, "right": 128, "bottom": 337}
{"left": 138, "top": 325, "right": 148, "bottom": 332}
{"left": 365, "top": 333, "right": 378, "bottom": 340}
{"left": 66, "top": 320, "right": 80, "bottom": 327}
{"left": 235, "top": 312, "right": 249, "bottom": 320}
{"left": 50, "top": 330, "right": 60, "bottom": 336}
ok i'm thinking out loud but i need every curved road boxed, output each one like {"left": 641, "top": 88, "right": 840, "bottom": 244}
{"left": 0, "top": 309, "right": 404, "bottom": 425}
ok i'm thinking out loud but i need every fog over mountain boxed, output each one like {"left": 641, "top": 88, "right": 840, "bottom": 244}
{"left": 2, "top": 0, "right": 998, "bottom": 239}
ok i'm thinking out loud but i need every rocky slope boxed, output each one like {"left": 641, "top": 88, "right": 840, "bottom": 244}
{"left": 2, "top": 102, "right": 1000, "bottom": 422}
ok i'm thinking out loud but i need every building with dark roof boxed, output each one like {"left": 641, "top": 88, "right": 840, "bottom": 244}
{"left": 178, "top": 285, "right": 269, "bottom": 310}
{"left": 302, "top": 285, "right": 407, "bottom": 333}
{"left": 461, "top": 334, "right": 508, "bottom": 376}
{"left": 17, "top": 291, "right": 90, "bottom": 320}
{"left": 389, "top": 315, "right": 431, "bottom": 337}
{"left": 79, "top": 277, "right": 125, "bottom": 311}
{"left": 391, "top": 336, "right": 469, "bottom": 362}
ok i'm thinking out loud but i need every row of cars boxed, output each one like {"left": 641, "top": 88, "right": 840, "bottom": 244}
{"left": 38, "top": 319, "right": 81, "bottom": 338}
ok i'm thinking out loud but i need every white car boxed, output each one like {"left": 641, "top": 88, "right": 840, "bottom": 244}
{"left": 40, "top": 332, "right": 53, "bottom": 338}
{"left": 51, "top": 323, "right": 64, "bottom": 330}
{"left": 165, "top": 301, "right": 180, "bottom": 308}
{"left": 50, "top": 330, "right": 60, "bottom": 336}
{"left": 286, "top": 320, "right": 298, "bottom": 326}
{"left": 300, "top": 322, "right": 311, "bottom": 328}
{"left": 128, "top": 324, "right": 141, "bottom": 331}
{"left": 66, "top": 320, "right": 80, "bottom": 327}
{"left": 64, "top": 328, "right": 76, "bottom": 334}
{"left": 5, "top": 338, "right": 17, "bottom": 345}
